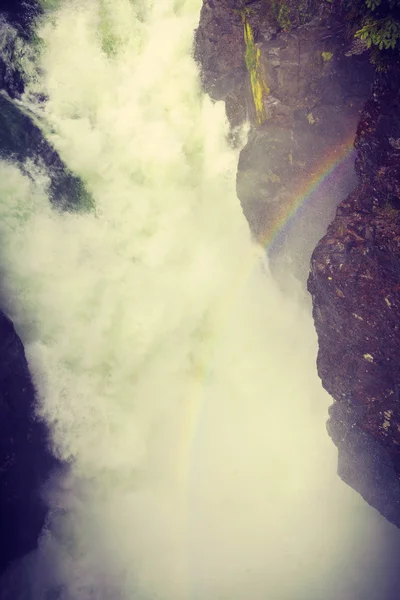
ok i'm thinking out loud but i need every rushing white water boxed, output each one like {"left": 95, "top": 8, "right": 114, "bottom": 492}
{"left": 0, "top": 1, "right": 396, "bottom": 599}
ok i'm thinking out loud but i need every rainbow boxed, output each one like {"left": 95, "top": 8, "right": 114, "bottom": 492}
{"left": 177, "top": 133, "right": 358, "bottom": 523}
{"left": 260, "top": 133, "right": 357, "bottom": 251}
{"left": 171, "top": 134, "right": 359, "bottom": 592}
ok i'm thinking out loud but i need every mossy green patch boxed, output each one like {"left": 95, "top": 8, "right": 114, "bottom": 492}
{"left": 38, "top": 0, "right": 63, "bottom": 11}
{"left": 99, "top": 0, "right": 123, "bottom": 58}
{"left": 242, "top": 16, "right": 270, "bottom": 125}
{"left": 322, "top": 50, "right": 334, "bottom": 61}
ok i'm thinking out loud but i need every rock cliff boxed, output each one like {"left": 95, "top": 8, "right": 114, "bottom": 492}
{"left": 0, "top": 0, "right": 87, "bottom": 573}
{"left": 195, "top": 0, "right": 400, "bottom": 526}
{"left": 308, "top": 66, "right": 400, "bottom": 527}
{"left": 195, "top": 0, "right": 372, "bottom": 276}
{"left": 0, "top": 311, "right": 58, "bottom": 573}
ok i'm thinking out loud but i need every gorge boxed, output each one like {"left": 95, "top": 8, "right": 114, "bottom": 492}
{"left": 1, "top": 1, "right": 400, "bottom": 599}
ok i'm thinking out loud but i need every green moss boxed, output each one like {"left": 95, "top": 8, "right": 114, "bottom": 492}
{"left": 277, "top": 4, "right": 292, "bottom": 30}
{"left": 242, "top": 16, "right": 270, "bottom": 125}
{"left": 38, "top": 0, "right": 62, "bottom": 10}
{"left": 99, "top": 0, "right": 122, "bottom": 58}
{"left": 322, "top": 50, "right": 334, "bottom": 61}
{"left": 234, "top": 1, "right": 320, "bottom": 33}
{"left": 269, "top": 0, "right": 320, "bottom": 31}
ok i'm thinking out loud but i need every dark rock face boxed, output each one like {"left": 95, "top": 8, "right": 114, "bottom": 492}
{"left": 236, "top": 20, "right": 372, "bottom": 241}
{"left": 0, "top": 6, "right": 92, "bottom": 211}
{"left": 0, "top": 4, "right": 87, "bottom": 574}
{"left": 0, "top": 0, "right": 41, "bottom": 34}
{"left": 194, "top": 0, "right": 248, "bottom": 128}
{"left": 0, "top": 310, "right": 57, "bottom": 573}
{"left": 308, "top": 67, "right": 400, "bottom": 527}
{"left": 0, "top": 1, "right": 42, "bottom": 100}
{"left": 0, "top": 93, "right": 92, "bottom": 211}
{"left": 0, "top": 25, "right": 92, "bottom": 210}
{"left": 196, "top": 0, "right": 400, "bottom": 526}
{"left": 195, "top": 1, "right": 373, "bottom": 267}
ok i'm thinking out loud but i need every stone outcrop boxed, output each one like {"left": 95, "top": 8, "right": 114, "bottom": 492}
{"left": 0, "top": 0, "right": 41, "bottom": 98}
{"left": 195, "top": 1, "right": 400, "bottom": 526}
{"left": 0, "top": 310, "right": 58, "bottom": 573}
{"left": 308, "top": 67, "right": 400, "bottom": 527}
{"left": 195, "top": 1, "right": 372, "bottom": 272}
{"left": 0, "top": 2, "right": 86, "bottom": 573}
{"left": 0, "top": 93, "right": 93, "bottom": 211}
{"left": 0, "top": 1, "right": 92, "bottom": 212}
{"left": 195, "top": 0, "right": 248, "bottom": 129}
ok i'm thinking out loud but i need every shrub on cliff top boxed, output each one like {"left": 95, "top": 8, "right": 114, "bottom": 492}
{"left": 341, "top": 0, "right": 400, "bottom": 61}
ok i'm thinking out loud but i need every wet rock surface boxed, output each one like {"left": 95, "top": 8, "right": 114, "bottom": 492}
{"left": 195, "top": 1, "right": 372, "bottom": 257}
{"left": 236, "top": 20, "right": 372, "bottom": 243}
{"left": 0, "top": 310, "right": 57, "bottom": 573}
{"left": 0, "top": 0, "right": 41, "bottom": 99}
{"left": 0, "top": 3, "right": 84, "bottom": 573}
{"left": 0, "top": 93, "right": 93, "bottom": 211}
{"left": 196, "top": 0, "right": 400, "bottom": 526}
{"left": 194, "top": 0, "right": 248, "bottom": 128}
{"left": 308, "top": 67, "right": 400, "bottom": 526}
{"left": 0, "top": 4, "right": 92, "bottom": 211}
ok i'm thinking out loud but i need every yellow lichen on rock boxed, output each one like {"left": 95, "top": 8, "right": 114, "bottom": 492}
{"left": 242, "top": 16, "right": 270, "bottom": 125}
{"left": 322, "top": 51, "right": 333, "bottom": 62}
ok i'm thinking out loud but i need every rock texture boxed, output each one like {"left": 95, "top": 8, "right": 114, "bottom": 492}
{"left": 0, "top": 0, "right": 41, "bottom": 98}
{"left": 195, "top": 1, "right": 372, "bottom": 269}
{"left": 308, "top": 67, "right": 400, "bottom": 527}
{"left": 195, "top": 0, "right": 248, "bottom": 128}
{"left": 0, "top": 93, "right": 93, "bottom": 211}
{"left": 0, "top": 2, "right": 92, "bottom": 211}
{"left": 196, "top": 1, "right": 400, "bottom": 526}
{"left": 0, "top": 310, "right": 57, "bottom": 573}
{"left": 0, "top": 2, "right": 82, "bottom": 573}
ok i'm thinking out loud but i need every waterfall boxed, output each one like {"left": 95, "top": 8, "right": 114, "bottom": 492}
{"left": 0, "top": 1, "right": 393, "bottom": 599}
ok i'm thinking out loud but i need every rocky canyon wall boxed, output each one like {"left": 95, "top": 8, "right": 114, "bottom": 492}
{"left": 1, "top": 0, "right": 400, "bottom": 574}
{"left": 308, "top": 66, "right": 400, "bottom": 528}
{"left": 0, "top": 0, "right": 89, "bottom": 573}
{"left": 195, "top": 0, "right": 400, "bottom": 527}
{"left": 195, "top": 0, "right": 372, "bottom": 275}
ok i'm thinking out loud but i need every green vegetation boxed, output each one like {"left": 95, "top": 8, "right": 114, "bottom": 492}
{"left": 235, "top": 0, "right": 400, "bottom": 66}
{"left": 234, "top": 1, "right": 320, "bottom": 32}
{"left": 38, "top": 0, "right": 62, "bottom": 10}
{"left": 270, "top": 0, "right": 320, "bottom": 31}
{"left": 322, "top": 50, "right": 334, "bottom": 61}
{"left": 339, "top": 0, "right": 400, "bottom": 65}
{"left": 99, "top": 0, "right": 122, "bottom": 58}
{"left": 242, "top": 15, "right": 270, "bottom": 124}
{"left": 276, "top": 3, "right": 292, "bottom": 30}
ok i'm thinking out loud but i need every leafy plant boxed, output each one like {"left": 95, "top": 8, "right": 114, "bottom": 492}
{"left": 340, "top": 0, "right": 400, "bottom": 57}
{"left": 356, "top": 15, "right": 400, "bottom": 49}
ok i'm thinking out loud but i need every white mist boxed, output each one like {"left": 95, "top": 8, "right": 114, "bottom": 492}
{"left": 0, "top": 1, "right": 395, "bottom": 599}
